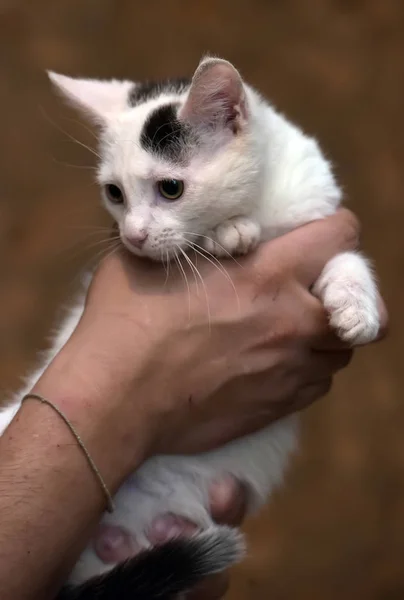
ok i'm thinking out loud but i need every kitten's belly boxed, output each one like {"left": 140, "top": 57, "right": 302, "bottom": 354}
{"left": 69, "top": 414, "right": 298, "bottom": 583}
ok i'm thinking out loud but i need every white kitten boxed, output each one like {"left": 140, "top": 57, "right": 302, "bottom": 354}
{"left": 0, "top": 57, "right": 380, "bottom": 599}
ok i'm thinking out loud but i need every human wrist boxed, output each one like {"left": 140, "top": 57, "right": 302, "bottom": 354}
{"left": 31, "top": 323, "right": 160, "bottom": 490}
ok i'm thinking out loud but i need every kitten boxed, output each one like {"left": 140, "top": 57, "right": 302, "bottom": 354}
{"left": 0, "top": 57, "right": 380, "bottom": 599}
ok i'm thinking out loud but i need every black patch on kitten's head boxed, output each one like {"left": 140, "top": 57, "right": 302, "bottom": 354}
{"left": 129, "top": 78, "right": 190, "bottom": 107}
{"left": 140, "top": 103, "right": 192, "bottom": 162}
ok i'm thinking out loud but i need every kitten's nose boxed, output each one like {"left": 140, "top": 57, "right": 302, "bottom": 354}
{"left": 125, "top": 231, "right": 148, "bottom": 249}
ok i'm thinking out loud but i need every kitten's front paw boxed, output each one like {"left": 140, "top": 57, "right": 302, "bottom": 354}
{"left": 202, "top": 217, "right": 260, "bottom": 257}
{"left": 313, "top": 253, "right": 380, "bottom": 345}
{"left": 323, "top": 283, "right": 380, "bottom": 344}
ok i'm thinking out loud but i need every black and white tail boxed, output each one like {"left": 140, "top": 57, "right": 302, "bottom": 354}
{"left": 56, "top": 526, "right": 244, "bottom": 600}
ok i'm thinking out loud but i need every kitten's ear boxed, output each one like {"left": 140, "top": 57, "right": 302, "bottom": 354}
{"left": 48, "top": 72, "right": 133, "bottom": 124}
{"left": 179, "top": 57, "right": 248, "bottom": 133}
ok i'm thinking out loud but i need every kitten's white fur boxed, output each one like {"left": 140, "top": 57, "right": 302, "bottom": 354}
{"left": 0, "top": 57, "right": 380, "bottom": 583}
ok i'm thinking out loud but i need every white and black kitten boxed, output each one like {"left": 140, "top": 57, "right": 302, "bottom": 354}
{"left": 0, "top": 57, "right": 380, "bottom": 599}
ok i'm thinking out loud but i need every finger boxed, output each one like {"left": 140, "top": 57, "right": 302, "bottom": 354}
{"left": 295, "top": 291, "right": 351, "bottom": 350}
{"left": 313, "top": 334, "right": 352, "bottom": 351}
{"left": 93, "top": 524, "right": 140, "bottom": 563}
{"left": 186, "top": 573, "right": 229, "bottom": 600}
{"left": 209, "top": 477, "right": 247, "bottom": 527}
{"left": 308, "top": 349, "right": 353, "bottom": 375}
{"left": 294, "top": 377, "right": 333, "bottom": 410}
{"left": 253, "top": 209, "right": 359, "bottom": 286}
{"left": 312, "top": 328, "right": 354, "bottom": 351}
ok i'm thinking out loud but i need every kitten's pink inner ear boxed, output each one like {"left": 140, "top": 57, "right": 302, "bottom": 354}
{"left": 179, "top": 59, "right": 248, "bottom": 132}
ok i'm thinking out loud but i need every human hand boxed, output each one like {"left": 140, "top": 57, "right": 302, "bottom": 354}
{"left": 93, "top": 477, "right": 246, "bottom": 600}
{"left": 62, "top": 208, "right": 387, "bottom": 477}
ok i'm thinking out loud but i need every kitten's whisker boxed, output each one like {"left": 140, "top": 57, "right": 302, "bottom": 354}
{"left": 62, "top": 235, "right": 121, "bottom": 265}
{"left": 193, "top": 247, "right": 199, "bottom": 269}
{"left": 62, "top": 136, "right": 101, "bottom": 160}
{"left": 68, "top": 239, "right": 121, "bottom": 283}
{"left": 184, "top": 239, "right": 235, "bottom": 283}
{"left": 95, "top": 241, "right": 121, "bottom": 265}
{"left": 64, "top": 117, "right": 99, "bottom": 141}
{"left": 51, "top": 157, "right": 97, "bottom": 171}
{"left": 180, "top": 246, "right": 211, "bottom": 331}
{"left": 185, "top": 241, "right": 240, "bottom": 312}
{"left": 161, "top": 250, "right": 169, "bottom": 282}
{"left": 39, "top": 106, "right": 101, "bottom": 160}
{"left": 89, "top": 239, "right": 121, "bottom": 265}
{"left": 164, "top": 250, "right": 171, "bottom": 286}
{"left": 182, "top": 232, "right": 243, "bottom": 267}
{"left": 152, "top": 125, "right": 186, "bottom": 150}
{"left": 149, "top": 122, "right": 185, "bottom": 148}
{"left": 118, "top": 138, "right": 143, "bottom": 152}
{"left": 175, "top": 247, "right": 191, "bottom": 320}
{"left": 68, "top": 225, "right": 115, "bottom": 233}
{"left": 73, "top": 234, "right": 121, "bottom": 253}
{"left": 82, "top": 235, "right": 121, "bottom": 251}
{"left": 64, "top": 232, "right": 117, "bottom": 248}
{"left": 179, "top": 246, "right": 199, "bottom": 295}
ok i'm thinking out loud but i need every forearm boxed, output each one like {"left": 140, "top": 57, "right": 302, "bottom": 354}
{"left": 0, "top": 330, "right": 150, "bottom": 600}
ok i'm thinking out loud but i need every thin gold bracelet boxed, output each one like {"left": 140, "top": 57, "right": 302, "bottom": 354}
{"left": 22, "top": 393, "right": 115, "bottom": 513}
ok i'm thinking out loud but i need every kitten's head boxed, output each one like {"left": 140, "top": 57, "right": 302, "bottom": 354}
{"left": 49, "top": 57, "right": 263, "bottom": 261}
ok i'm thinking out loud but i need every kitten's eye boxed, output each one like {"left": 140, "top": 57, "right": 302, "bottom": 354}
{"left": 105, "top": 184, "right": 124, "bottom": 204}
{"left": 158, "top": 179, "right": 184, "bottom": 201}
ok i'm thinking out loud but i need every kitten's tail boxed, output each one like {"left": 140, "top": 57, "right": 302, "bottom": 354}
{"left": 56, "top": 526, "right": 245, "bottom": 600}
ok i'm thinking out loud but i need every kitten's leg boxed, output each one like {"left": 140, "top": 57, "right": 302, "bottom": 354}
{"left": 312, "top": 251, "right": 380, "bottom": 344}
{"left": 202, "top": 217, "right": 260, "bottom": 257}
{"left": 71, "top": 417, "right": 298, "bottom": 584}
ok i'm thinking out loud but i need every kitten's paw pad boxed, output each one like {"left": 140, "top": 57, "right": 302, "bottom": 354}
{"left": 323, "top": 284, "right": 380, "bottom": 344}
{"left": 202, "top": 218, "right": 260, "bottom": 257}
{"left": 148, "top": 513, "right": 199, "bottom": 544}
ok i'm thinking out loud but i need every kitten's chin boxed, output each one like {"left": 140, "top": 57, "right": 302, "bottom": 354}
{"left": 121, "top": 239, "right": 144, "bottom": 258}
{"left": 121, "top": 238, "right": 177, "bottom": 263}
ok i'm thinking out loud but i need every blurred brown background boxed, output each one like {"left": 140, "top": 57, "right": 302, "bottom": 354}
{"left": 0, "top": 0, "right": 403, "bottom": 598}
